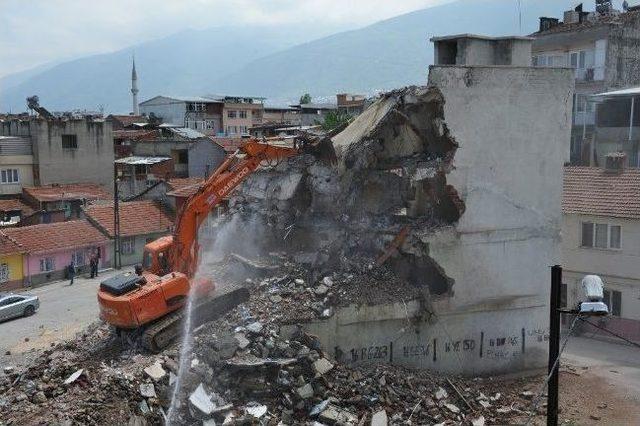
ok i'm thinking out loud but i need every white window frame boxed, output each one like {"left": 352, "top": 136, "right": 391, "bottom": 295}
{"left": 0, "top": 263, "right": 9, "bottom": 282}
{"left": 121, "top": 236, "right": 135, "bottom": 255}
{"left": 238, "top": 110, "right": 247, "bottom": 119}
{"left": 1, "top": 169, "right": 19, "bottom": 184}
{"left": 72, "top": 250, "right": 85, "bottom": 266}
{"left": 40, "top": 257, "right": 55, "bottom": 272}
{"left": 227, "top": 110, "right": 237, "bottom": 118}
{"left": 581, "top": 222, "right": 621, "bottom": 250}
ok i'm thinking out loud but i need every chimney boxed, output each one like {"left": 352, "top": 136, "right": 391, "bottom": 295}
{"left": 604, "top": 152, "right": 627, "bottom": 172}
{"left": 539, "top": 17, "right": 560, "bottom": 32}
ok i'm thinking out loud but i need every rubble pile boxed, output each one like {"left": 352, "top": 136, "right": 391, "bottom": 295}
{"left": 1, "top": 255, "right": 544, "bottom": 425}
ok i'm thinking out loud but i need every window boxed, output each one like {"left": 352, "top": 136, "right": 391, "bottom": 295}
{"left": 581, "top": 222, "right": 621, "bottom": 250}
{"left": 227, "top": 110, "right": 237, "bottom": 118}
{"left": 40, "top": 257, "right": 55, "bottom": 272}
{"left": 603, "top": 289, "right": 622, "bottom": 316}
{"left": 121, "top": 237, "right": 135, "bottom": 255}
{"left": 0, "top": 296, "right": 22, "bottom": 306}
{"left": 238, "top": 110, "right": 247, "bottom": 119}
{"left": 0, "top": 169, "right": 19, "bottom": 184}
{"left": 0, "top": 263, "right": 9, "bottom": 282}
{"left": 239, "top": 125, "right": 248, "bottom": 134}
{"left": 61, "top": 134, "right": 78, "bottom": 149}
{"left": 72, "top": 251, "right": 85, "bottom": 266}
{"left": 206, "top": 120, "right": 216, "bottom": 130}
{"left": 226, "top": 126, "right": 237, "bottom": 135}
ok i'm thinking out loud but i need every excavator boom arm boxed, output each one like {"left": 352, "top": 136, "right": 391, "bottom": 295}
{"left": 170, "top": 140, "right": 297, "bottom": 277}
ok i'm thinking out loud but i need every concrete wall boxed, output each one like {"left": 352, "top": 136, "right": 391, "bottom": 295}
{"left": 118, "top": 232, "right": 167, "bottom": 266}
{"left": 0, "top": 155, "right": 34, "bottom": 195}
{"left": 0, "top": 253, "right": 24, "bottom": 291}
{"left": 24, "top": 244, "right": 109, "bottom": 286}
{"left": 29, "top": 120, "right": 113, "bottom": 188}
{"left": 139, "top": 97, "right": 187, "bottom": 127}
{"left": 188, "top": 139, "right": 226, "bottom": 178}
{"left": 303, "top": 66, "right": 574, "bottom": 375}
{"left": 605, "top": 14, "right": 640, "bottom": 90}
{"left": 563, "top": 213, "right": 640, "bottom": 322}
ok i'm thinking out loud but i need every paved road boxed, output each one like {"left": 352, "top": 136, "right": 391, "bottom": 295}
{"left": 0, "top": 267, "right": 132, "bottom": 369}
{"left": 565, "top": 335, "right": 640, "bottom": 398}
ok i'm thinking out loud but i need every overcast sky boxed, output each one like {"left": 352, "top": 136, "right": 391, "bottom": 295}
{"left": 0, "top": 0, "right": 454, "bottom": 78}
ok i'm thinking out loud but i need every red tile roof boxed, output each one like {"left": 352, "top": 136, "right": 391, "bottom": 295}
{"left": 3, "top": 220, "right": 109, "bottom": 255}
{"left": 166, "top": 177, "right": 203, "bottom": 199}
{"left": 0, "top": 199, "right": 34, "bottom": 216}
{"left": 23, "top": 184, "right": 112, "bottom": 203}
{"left": 84, "top": 200, "right": 173, "bottom": 238}
{"left": 109, "top": 115, "right": 148, "bottom": 128}
{"left": 113, "top": 129, "right": 158, "bottom": 141}
{"left": 563, "top": 166, "right": 640, "bottom": 219}
{"left": 0, "top": 234, "right": 24, "bottom": 256}
{"left": 210, "top": 137, "right": 244, "bottom": 153}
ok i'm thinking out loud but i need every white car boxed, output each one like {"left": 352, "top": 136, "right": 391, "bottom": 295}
{"left": 0, "top": 293, "right": 40, "bottom": 322}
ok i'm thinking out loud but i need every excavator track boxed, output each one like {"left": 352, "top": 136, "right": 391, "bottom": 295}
{"left": 141, "top": 283, "right": 250, "bottom": 353}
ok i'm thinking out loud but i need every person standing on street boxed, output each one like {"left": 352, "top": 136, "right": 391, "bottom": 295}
{"left": 89, "top": 253, "right": 98, "bottom": 279}
{"left": 68, "top": 261, "right": 76, "bottom": 286}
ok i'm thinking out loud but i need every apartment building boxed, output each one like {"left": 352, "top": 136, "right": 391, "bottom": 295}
{"left": 0, "top": 115, "right": 114, "bottom": 189}
{"left": 563, "top": 163, "right": 640, "bottom": 340}
{"left": 532, "top": 3, "right": 640, "bottom": 164}
{"left": 138, "top": 95, "right": 265, "bottom": 137}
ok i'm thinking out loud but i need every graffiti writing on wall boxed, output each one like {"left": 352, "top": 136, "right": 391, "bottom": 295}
{"left": 338, "top": 326, "right": 549, "bottom": 366}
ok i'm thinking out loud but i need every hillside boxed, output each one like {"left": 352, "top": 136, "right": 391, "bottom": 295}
{"left": 1, "top": 0, "right": 579, "bottom": 112}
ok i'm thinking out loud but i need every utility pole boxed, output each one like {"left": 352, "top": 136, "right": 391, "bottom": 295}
{"left": 547, "top": 265, "right": 562, "bottom": 426}
{"left": 113, "top": 164, "right": 121, "bottom": 270}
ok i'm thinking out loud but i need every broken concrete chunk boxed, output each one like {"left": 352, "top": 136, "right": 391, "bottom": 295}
{"left": 296, "top": 383, "right": 314, "bottom": 399}
{"left": 371, "top": 409, "right": 388, "bottom": 426}
{"left": 234, "top": 333, "right": 251, "bottom": 350}
{"left": 314, "top": 284, "right": 329, "bottom": 296}
{"left": 313, "top": 358, "right": 334, "bottom": 375}
{"left": 496, "top": 406, "right": 511, "bottom": 414}
{"left": 246, "top": 321, "right": 263, "bottom": 334}
{"left": 3, "top": 366, "right": 14, "bottom": 374}
{"left": 63, "top": 368, "right": 84, "bottom": 385}
{"left": 294, "top": 278, "right": 305, "bottom": 285}
{"left": 32, "top": 391, "right": 47, "bottom": 404}
{"left": 191, "top": 358, "right": 200, "bottom": 368}
{"left": 245, "top": 403, "right": 268, "bottom": 418}
{"left": 139, "top": 383, "right": 156, "bottom": 398}
{"left": 169, "top": 372, "right": 177, "bottom": 386}
{"left": 202, "top": 419, "right": 216, "bottom": 426}
{"left": 322, "top": 276, "right": 334, "bottom": 287}
{"left": 269, "top": 295, "right": 283, "bottom": 303}
{"left": 310, "top": 399, "right": 330, "bottom": 416}
{"left": 471, "top": 415, "right": 486, "bottom": 426}
{"left": 144, "top": 362, "right": 166, "bottom": 382}
{"left": 434, "top": 387, "right": 448, "bottom": 400}
{"left": 489, "top": 392, "right": 501, "bottom": 401}
{"left": 138, "top": 400, "right": 150, "bottom": 415}
{"left": 478, "top": 400, "right": 491, "bottom": 409}
{"left": 520, "top": 390, "right": 535, "bottom": 399}
{"left": 319, "top": 404, "right": 358, "bottom": 425}
{"left": 444, "top": 403, "right": 459, "bottom": 414}
{"left": 189, "top": 384, "right": 216, "bottom": 416}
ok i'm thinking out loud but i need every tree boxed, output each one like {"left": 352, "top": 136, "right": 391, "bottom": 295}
{"left": 299, "top": 93, "right": 312, "bottom": 104}
{"left": 317, "top": 110, "right": 352, "bottom": 131}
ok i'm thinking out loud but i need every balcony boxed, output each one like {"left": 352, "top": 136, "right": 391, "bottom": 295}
{"left": 575, "top": 66, "right": 604, "bottom": 82}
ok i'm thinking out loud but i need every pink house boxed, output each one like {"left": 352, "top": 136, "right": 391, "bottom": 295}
{"left": 3, "top": 220, "right": 110, "bottom": 287}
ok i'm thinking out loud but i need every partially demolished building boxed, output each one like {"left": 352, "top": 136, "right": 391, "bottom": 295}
{"left": 225, "top": 35, "right": 574, "bottom": 375}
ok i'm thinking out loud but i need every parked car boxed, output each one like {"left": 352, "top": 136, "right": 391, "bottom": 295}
{"left": 0, "top": 293, "right": 40, "bottom": 322}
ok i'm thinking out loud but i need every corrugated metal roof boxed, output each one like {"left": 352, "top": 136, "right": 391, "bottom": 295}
{"left": 593, "top": 87, "right": 640, "bottom": 99}
{"left": 115, "top": 156, "right": 171, "bottom": 165}
{"left": 0, "top": 136, "right": 33, "bottom": 156}
{"left": 167, "top": 127, "right": 206, "bottom": 139}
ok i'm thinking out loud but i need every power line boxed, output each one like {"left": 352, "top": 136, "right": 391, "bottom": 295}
{"left": 578, "top": 317, "right": 640, "bottom": 350}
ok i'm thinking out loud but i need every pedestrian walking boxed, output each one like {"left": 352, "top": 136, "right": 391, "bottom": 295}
{"left": 90, "top": 254, "right": 98, "bottom": 279}
{"left": 68, "top": 261, "right": 76, "bottom": 286}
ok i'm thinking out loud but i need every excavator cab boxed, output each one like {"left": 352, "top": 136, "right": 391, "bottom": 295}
{"left": 142, "top": 235, "right": 173, "bottom": 276}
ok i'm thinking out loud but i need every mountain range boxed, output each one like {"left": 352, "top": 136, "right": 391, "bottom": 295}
{"left": 0, "top": 0, "right": 584, "bottom": 113}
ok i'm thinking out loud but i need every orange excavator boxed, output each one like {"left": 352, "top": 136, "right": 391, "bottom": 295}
{"left": 97, "top": 140, "right": 299, "bottom": 351}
